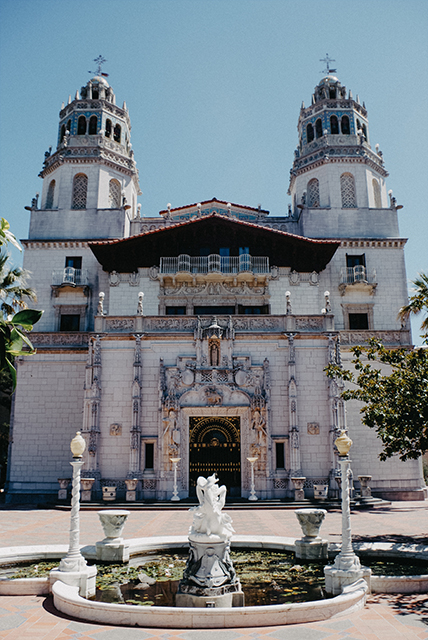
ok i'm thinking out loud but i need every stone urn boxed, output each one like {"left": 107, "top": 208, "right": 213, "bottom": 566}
{"left": 125, "top": 478, "right": 139, "bottom": 502}
{"left": 98, "top": 510, "right": 130, "bottom": 542}
{"left": 80, "top": 477, "right": 95, "bottom": 502}
{"left": 57, "top": 478, "right": 70, "bottom": 501}
{"left": 290, "top": 476, "right": 306, "bottom": 501}
{"left": 96, "top": 510, "right": 131, "bottom": 562}
{"left": 294, "top": 508, "right": 328, "bottom": 560}
{"left": 295, "top": 508, "right": 326, "bottom": 540}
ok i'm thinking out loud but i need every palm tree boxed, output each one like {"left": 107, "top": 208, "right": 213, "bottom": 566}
{"left": 0, "top": 251, "right": 36, "bottom": 319}
{"left": 398, "top": 272, "right": 428, "bottom": 343}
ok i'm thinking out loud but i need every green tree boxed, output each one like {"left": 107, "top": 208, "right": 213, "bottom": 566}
{"left": 398, "top": 272, "right": 428, "bottom": 344}
{"left": 0, "top": 218, "right": 43, "bottom": 389}
{"left": 325, "top": 339, "right": 428, "bottom": 461}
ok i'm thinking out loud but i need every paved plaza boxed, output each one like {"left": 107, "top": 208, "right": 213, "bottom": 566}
{"left": 0, "top": 501, "right": 427, "bottom": 639}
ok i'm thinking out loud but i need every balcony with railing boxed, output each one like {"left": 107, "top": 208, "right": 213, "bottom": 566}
{"left": 339, "top": 265, "right": 377, "bottom": 295}
{"left": 52, "top": 268, "right": 90, "bottom": 293}
{"left": 159, "top": 254, "right": 270, "bottom": 278}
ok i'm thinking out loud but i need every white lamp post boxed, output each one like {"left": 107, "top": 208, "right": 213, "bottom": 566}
{"left": 324, "top": 430, "right": 371, "bottom": 595}
{"left": 50, "top": 431, "right": 97, "bottom": 598}
{"left": 170, "top": 457, "right": 181, "bottom": 501}
{"left": 247, "top": 456, "right": 258, "bottom": 501}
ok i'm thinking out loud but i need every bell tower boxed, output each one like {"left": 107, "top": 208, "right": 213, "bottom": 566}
{"left": 29, "top": 68, "right": 141, "bottom": 241}
{"left": 288, "top": 68, "right": 398, "bottom": 240}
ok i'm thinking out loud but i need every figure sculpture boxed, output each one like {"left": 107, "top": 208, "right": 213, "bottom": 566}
{"left": 190, "top": 474, "right": 234, "bottom": 539}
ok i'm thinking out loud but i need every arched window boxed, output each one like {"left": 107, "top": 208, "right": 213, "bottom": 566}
{"left": 108, "top": 179, "right": 121, "bottom": 208}
{"left": 60, "top": 124, "right": 66, "bottom": 141}
{"left": 89, "top": 115, "right": 97, "bottom": 135}
{"left": 372, "top": 179, "right": 382, "bottom": 208}
{"left": 66, "top": 119, "right": 71, "bottom": 133}
{"left": 315, "top": 118, "right": 323, "bottom": 138}
{"left": 45, "top": 180, "right": 55, "bottom": 209}
{"left": 307, "top": 178, "right": 320, "bottom": 208}
{"left": 306, "top": 123, "right": 314, "bottom": 143}
{"left": 330, "top": 115, "right": 339, "bottom": 134}
{"left": 341, "top": 115, "right": 350, "bottom": 135}
{"left": 105, "top": 119, "right": 112, "bottom": 138}
{"left": 113, "top": 123, "right": 121, "bottom": 143}
{"left": 92, "top": 87, "right": 99, "bottom": 99}
{"left": 340, "top": 173, "right": 357, "bottom": 208}
{"left": 77, "top": 115, "right": 87, "bottom": 135}
{"left": 329, "top": 87, "right": 336, "bottom": 99}
{"left": 362, "top": 123, "right": 367, "bottom": 140}
{"left": 72, "top": 174, "right": 88, "bottom": 209}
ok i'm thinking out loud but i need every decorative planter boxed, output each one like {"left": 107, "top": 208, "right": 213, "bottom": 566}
{"left": 80, "top": 478, "right": 95, "bottom": 502}
{"left": 294, "top": 508, "right": 328, "bottom": 559}
{"left": 124, "top": 478, "right": 139, "bottom": 502}
{"left": 358, "top": 475, "right": 372, "bottom": 498}
{"left": 96, "top": 510, "right": 130, "bottom": 562}
{"left": 102, "top": 486, "right": 117, "bottom": 502}
{"left": 290, "top": 476, "right": 306, "bottom": 501}
{"left": 57, "top": 478, "right": 70, "bottom": 501}
{"left": 313, "top": 483, "right": 329, "bottom": 501}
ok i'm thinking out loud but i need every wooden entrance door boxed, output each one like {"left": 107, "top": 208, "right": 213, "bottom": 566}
{"left": 189, "top": 416, "right": 241, "bottom": 497}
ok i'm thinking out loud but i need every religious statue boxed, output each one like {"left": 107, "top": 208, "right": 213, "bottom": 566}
{"left": 251, "top": 408, "right": 267, "bottom": 444}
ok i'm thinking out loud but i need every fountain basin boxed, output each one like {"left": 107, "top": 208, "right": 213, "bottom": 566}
{"left": 1, "top": 536, "right": 428, "bottom": 627}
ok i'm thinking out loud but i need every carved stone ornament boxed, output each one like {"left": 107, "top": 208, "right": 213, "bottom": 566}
{"left": 307, "top": 422, "right": 320, "bottom": 435}
{"left": 109, "top": 271, "right": 120, "bottom": 286}
{"left": 110, "top": 423, "right": 122, "bottom": 436}
{"left": 148, "top": 266, "right": 159, "bottom": 280}
{"left": 205, "top": 386, "right": 223, "bottom": 405}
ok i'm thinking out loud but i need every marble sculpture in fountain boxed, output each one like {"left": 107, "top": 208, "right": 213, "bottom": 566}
{"left": 176, "top": 474, "right": 244, "bottom": 608}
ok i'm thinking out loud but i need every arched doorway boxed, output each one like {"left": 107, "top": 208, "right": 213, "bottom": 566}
{"left": 189, "top": 416, "right": 241, "bottom": 497}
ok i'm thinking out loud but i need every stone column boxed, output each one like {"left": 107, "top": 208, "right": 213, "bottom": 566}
{"left": 287, "top": 334, "right": 301, "bottom": 473}
{"left": 129, "top": 334, "right": 142, "bottom": 476}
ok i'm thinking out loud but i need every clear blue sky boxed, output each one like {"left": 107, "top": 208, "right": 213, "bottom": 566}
{"left": 0, "top": 0, "right": 427, "bottom": 343}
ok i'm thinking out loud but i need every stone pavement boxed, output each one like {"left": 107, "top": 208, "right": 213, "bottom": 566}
{"left": 0, "top": 501, "right": 427, "bottom": 639}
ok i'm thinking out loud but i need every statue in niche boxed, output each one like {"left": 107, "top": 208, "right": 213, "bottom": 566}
{"left": 209, "top": 341, "right": 220, "bottom": 366}
{"left": 163, "top": 408, "right": 180, "bottom": 452}
{"left": 251, "top": 408, "right": 267, "bottom": 444}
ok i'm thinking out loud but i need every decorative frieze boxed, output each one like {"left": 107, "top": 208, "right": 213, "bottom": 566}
{"left": 339, "top": 330, "right": 410, "bottom": 346}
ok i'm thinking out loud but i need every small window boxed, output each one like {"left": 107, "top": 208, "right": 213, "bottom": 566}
{"left": 166, "top": 306, "right": 186, "bottom": 315}
{"left": 45, "top": 180, "right": 55, "bottom": 209}
{"left": 65, "top": 256, "right": 82, "bottom": 269}
{"left": 219, "top": 247, "right": 230, "bottom": 256}
{"left": 306, "top": 123, "right": 314, "bottom": 143}
{"left": 341, "top": 115, "right": 350, "bottom": 135}
{"left": 145, "top": 442, "right": 154, "bottom": 469}
{"left": 72, "top": 173, "right": 88, "bottom": 209}
{"left": 105, "top": 119, "right": 112, "bottom": 138}
{"left": 77, "top": 115, "right": 87, "bottom": 135}
{"left": 275, "top": 442, "right": 285, "bottom": 469}
{"left": 60, "top": 314, "right": 80, "bottom": 331}
{"left": 315, "top": 118, "right": 323, "bottom": 138}
{"left": 92, "top": 87, "right": 99, "bottom": 99}
{"left": 372, "top": 179, "right": 381, "bottom": 208}
{"left": 67, "top": 119, "right": 71, "bottom": 132}
{"left": 346, "top": 254, "right": 365, "bottom": 268}
{"left": 349, "top": 313, "right": 369, "bottom": 330}
{"left": 307, "top": 178, "right": 320, "bottom": 207}
{"left": 238, "top": 305, "right": 269, "bottom": 315}
{"left": 113, "top": 123, "right": 121, "bottom": 143}
{"left": 239, "top": 247, "right": 249, "bottom": 255}
{"left": 329, "top": 87, "right": 336, "bottom": 99}
{"left": 108, "top": 179, "right": 121, "bottom": 208}
{"left": 89, "top": 115, "right": 97, "bottom": 135}
{"left": 362, "top": 123, "right": 367, "bottom": 139}
{"left": 194, "top": 306, "right": 235, "bottom": 315}
{"left": 60, "top": 124, "right": 66, "bottom": 140}
{"left": 330, "top": 115, "right": 339, "bottom": 134}
{"left": 340, "top": 173, "right": 356, "bottom": 208}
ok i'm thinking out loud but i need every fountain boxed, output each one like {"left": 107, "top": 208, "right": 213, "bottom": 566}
{"left": 176, "top": 474, "right": 244, "bottom": 608}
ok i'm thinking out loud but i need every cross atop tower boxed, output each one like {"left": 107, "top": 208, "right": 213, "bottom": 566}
{"left": 320, "top": 54, "right": 337, "bottom": 75}
{"left": 88, "top": 55, "right": 108, "bottom": 77}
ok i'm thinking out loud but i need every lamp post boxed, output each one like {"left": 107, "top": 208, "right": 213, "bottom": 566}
{"left": 247, "top": 456, "right": 258, "bottom": 501}
{"left": 50, "top": 431, "right": 97, "bottom": 598}
{"left": 324, "top": 430, "right": 371, "bottom": 595}
{"left": 58, "top": 432, "right": 89, "bottom": 573}
{"left": 170, "top": 457, "right": 181, "bottom": 501}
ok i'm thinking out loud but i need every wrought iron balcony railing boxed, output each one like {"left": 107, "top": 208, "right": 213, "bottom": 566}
{"left": 160, "top": 254, "right": 269, "bottom": 275}
{"left": 52, "top": 268, "right": 89, "bottom": 286}
{"left": 340, "top": 265, "right": 376, "bottom": 285}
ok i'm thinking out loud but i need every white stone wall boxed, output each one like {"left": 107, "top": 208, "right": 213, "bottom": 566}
{"left": 8, "top": 353, "right": 86, "bottom": 497}
{"left": 108, "top": 271, "right": 159, "bottom": 316}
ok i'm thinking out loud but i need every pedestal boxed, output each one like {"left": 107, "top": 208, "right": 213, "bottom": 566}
{"left": 80, "top": 478, "right": 95, "bottom": 502}
{"left": 96, "top": 510, "right": 130, "bottom": 563}
{"left": 125, "top": 478, "right": 139, "bottom": 502}
{"left": 294, "top": 509, "right": 328, "bottom": 560}
{"left": 102, "top": 486, "right": 117, "bottom": 501}
{"left": 57, "top": 478, "right": 69, "bottom": 501}
{"left": 291, "top": 476, "right": 306, "bottom": 501}
{"left": 176, "top": 533, "right": 244, "bottom": 608}
{"left": 50, "top": 564, "right": 97, "bottom": 599}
